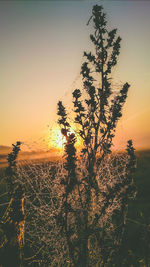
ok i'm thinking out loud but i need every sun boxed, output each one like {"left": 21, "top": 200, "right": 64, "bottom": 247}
{"left": 49, "top": 127, "right": 82, "bottom": 150}
{"left": 50, "top": 128, "right": 66, "bottom": 149}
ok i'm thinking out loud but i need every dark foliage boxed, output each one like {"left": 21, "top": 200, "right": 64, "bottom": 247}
{"left": 57, "top": 4, "right": 137, "bottom": 267}
{"left": 0, "top": 142, "right": 25, "bottom": 267}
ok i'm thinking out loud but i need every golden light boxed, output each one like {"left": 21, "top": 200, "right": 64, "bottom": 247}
{"left": 50, "top": 127, "right": 82, "bottom": 150}
{"left": 51, "top": 128, "right": 66, "bottom": 149}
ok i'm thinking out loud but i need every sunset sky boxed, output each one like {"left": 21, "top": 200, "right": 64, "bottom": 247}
{"left": 0, "top": 1, "right": 150, "bottom": 151}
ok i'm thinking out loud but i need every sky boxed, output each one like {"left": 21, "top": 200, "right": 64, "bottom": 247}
{"left": 0, "top": 0, "right": 150, "bottom": 151}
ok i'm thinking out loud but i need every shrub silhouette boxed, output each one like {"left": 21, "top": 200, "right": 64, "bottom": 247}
{"left": 57, "top": 4, "right": 136, "bottom": 266}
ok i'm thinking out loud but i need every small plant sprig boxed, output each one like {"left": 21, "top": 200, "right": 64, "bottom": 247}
{"left": 6, "top": 141, "right": 21, "bottom": 196}
{"left": 57, "top": 101, "right": 78, "bottom": 265}
{"left": 0, "top": 141, "right": 25, "bottom": 267}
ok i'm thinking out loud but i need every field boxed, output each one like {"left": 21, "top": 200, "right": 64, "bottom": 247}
{"left": 0, "top": 150, "right": 150, "bottom": 266}
{"left": 123, "top": 150, "right": 150, "bottom": 266}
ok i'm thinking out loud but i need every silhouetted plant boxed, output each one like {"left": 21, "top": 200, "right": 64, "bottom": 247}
{"left": 0, "top": 141, "right": 25, "bottom": 267}
{"left": 57, "top": 4, "right": 136, "bottom": 266}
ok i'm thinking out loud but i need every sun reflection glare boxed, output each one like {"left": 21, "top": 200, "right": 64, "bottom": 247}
{"left": 50, "top": 127, "right": 82, "bottom": 150}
